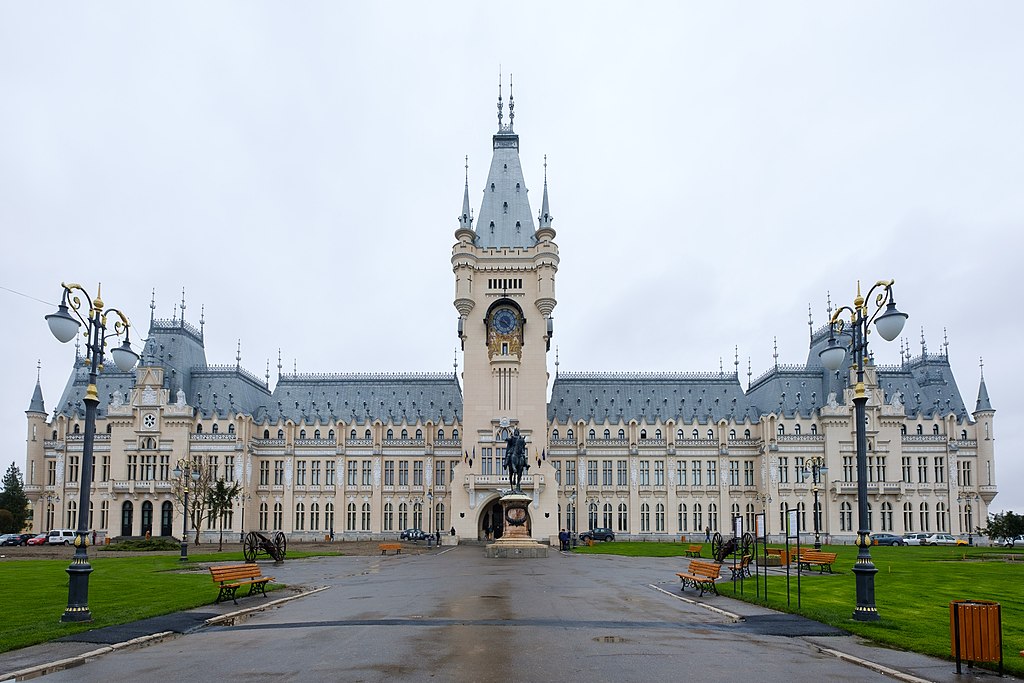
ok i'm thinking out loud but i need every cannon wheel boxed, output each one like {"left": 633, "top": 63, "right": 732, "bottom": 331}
{"left": 710, "top": 532, "right": 724, "bottom": 559}
{"left": 273, "top": 531, "right": 287, "bottom": 561}
{"left": 740, "top": 532, "right": 755, "bottom": 557}
{"left": 243, "top": 531, "right": 259, "bottom": 563}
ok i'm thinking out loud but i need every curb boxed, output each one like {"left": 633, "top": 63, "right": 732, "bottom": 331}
{"left": 0, "top": 587, "right": 330, "bottom": 682}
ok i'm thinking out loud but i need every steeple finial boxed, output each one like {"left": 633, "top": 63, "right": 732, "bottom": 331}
{"left": 555, "top": 346, "right": 560, "bottom": 377}
{"left": 497, "top": 68, "right": 503, "bottom": 128}
{"left": 180, "top": 287, "right": 186, "bottom": 323}
{"left": 747, "top": 357, "right": 752, "bottom": 390}
{"left": 236, "top": 339, "right": 241, "bottom": 368}
{"left": 920, "top": 327, "right": 927, "bottom": 356}
{"left": 277, "top": 348, "right": 283, "bottom": 381}
{"left": 807, "top": 304, "right": 813, "bottom": 339}
{"left": 734, "top": 345, "right": 739, "bottom": 375}
{"left": 826, "top": 291, "right": 833, "bottom": 318}
{"left": 980, "top": 356, "right": 985, "bottom": 380}
{"left": 773, "top": 336, "right": 779, "bottom": 368}
{"left": 37, "top": 359, "right": 41, "bottom": 382}
{"left": 150, "top": 289, "right": 156, "bottom": 325}
{"left": 172, "top": 303, "right": 177, "bottom": 323}
{"left": 508, "top": 72, "right": 514, "bottom": 129}
{"left": 453, "top": 349, "right": 458, "bottom": 376}
{"left": 943, "top": 328, "right": 949, "bottom": 358}
{"left": 719, "top": 357, "right": 724, "bottom": 375}
{"left": 265, "top": 359, "right": 270, "bottom": 387}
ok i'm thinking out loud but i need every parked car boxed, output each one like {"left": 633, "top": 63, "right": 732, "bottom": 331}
{"left": 902, "top": 533, "right": 931, "bottom": 546}
{"left": 0, "top": 533, "right": 33, "bottom": 546}
{"left": 26, "top": 534, "right": 48, "bottom": 545}
{"left": 924, "top": 533, "right": 967, "bottom": 546}
{"left": 400, "top": 528, "right": 428, "bottom": 541}
{"left": 993, "top": 535, "right": 1024, "bottom": 547}
{"left": 0, "top": 534, "right": 15, "bottom": 546}
{"left": 47, "top": 529, "right": 76, "bottom": 545}
{"left": 579, "top": 527, "right": 615, "bottom": 542}
{"left": 871, "top": 533, "right": 905, "bottom": 546}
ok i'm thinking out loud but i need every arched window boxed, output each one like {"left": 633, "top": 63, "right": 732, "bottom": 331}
{"left": 121, "top": 501, "right": 133, "bottom": 536}
{"left": 567, "top": 429, "right": 574, "bottom": 441}
{"left": 398, "top": 502, "right": 409, "bottom": 530}
{"left": 881, "top": 502, "right": 893, "bottom": 532}
{"left": 618, "top": 503, "right": 628, "bottom": 532}
{"left": 310, "top": 503, "right": 320, "bottom": 530}
{"left": 273, "top": 503, "right": 283, "bottom": 530}
{"left": 589, "top": 429, "right": 596, "bottom": 440}
{"left": 916, "top": 425, "right": 923, "bottom": 435}
{"left": 415, "top": 429, "right": 422, "bottom": 439}
{"left": 347, "top": 502, "right": 357, "bottom": 531}
{"left": 383, "top": 502, "right": 394, "bottom": 532}
{"left": 278, "top": 429, "right": 285, "bottom": 439}
{"left": 300, "top": 429, "right": 306, "bottom": 439}
{"left": 196, "top": 424, "right": 203, "bottom": 434}
{"left": 933, "top": 424, "right": 940, "bottom": 435}
{"left": 640, "top": 503, "right": 650, "bottom": 532}
{"left": 551, "top": 429, "right": 558, "bottom": 440}
{"left": 960, "top": 429, "right": 967, "bottom": 440}
{"left": 901, "top": 424, "right": 907, "bottom": 435}
{"left": 777, "top": 425, "right": 784, "bottom": 436}
{"left": 655, "top": 429, "right": 662, "bottom": 440}
{"left": 295, "top": 503, "right": 305, "bottom": 531}
{"left": 794, "top": 424, "right": 801, "bottom": 435}
{"left": 676, "top": 429, "right": 684, "bottom": 441}
{"left": 707, "top": 429, "right": 714, "bottom": 440}
{"left": 903, "top": 502, "right": 914, "bottom": 532}
{"left": 655, "top": 503, "right": 665, "bottom": 532}
{"left": 603, "top": 429, "right": 611, "bottom": 439}
{"left": 361, "top": 503, "right": 371, "bottom": 531}
{"left": 603, "top": 503, "right": 613, "bottom": 528}
{"left": 401, "top": 429, "right": 408, "bottom": 439}
{"left": 618, "top": 429, "right": 625, "bottom": 439}
{"left": 640, "top": 429, "right": 647, "bottom": 439}
{"left": 314, "top": 430, "right": 321, "bottom": 439}
{"left": 678, "top": 503, "right": 688, "bottom": 532}
{"left": 328, "top": 430, "right": 335, "bottom": 440}
{"left": 588, "top": 502, "right": 599, "bottom": 530}
{"left": 841, "top": 502, "right": 852, "bottom": 531}
{"left": 438, "top": 428, "right": 446, "bottom": 440}
{"left": 387, "top": 429, "right": 394, "bottom": 440}
{"left": 729, "top": 429, "right": 736, "bottom": 440}
{"left": 365, "top": 429, "right": 372, "bottom": 440}
{"left": 693, "top": 503, "right": 703, "bottom": 531}
{"left": 452, "top": 429, "right": 459, "bottom": 440}
{"left": 744, "top": 429, "right": 751, "bottom": 439}
{"left": 212, "top": 424, "right": 219, "bottom": 434}
{"left": 325, "top": 502, "right": 335, "bottom": 532}
{"left": 228, "top": 424, "right": 235, "bottom": 434}
{"left": 73, "top": 424, "right": 81, "bottom": 434}
{"left": 810, "top": 424, "right": 817, "bottom": 435}
{"left": 692, "top": 429, "right": 699, "bottom": 439}
{"left": 106, "top": 423, "right": 112, "bottom": 434}
{"left": 919, "top": 502, "right": 930, "bottom": 532}
{"left": 259, "top": 503, "right": 268, "bottom": 531}
{"left": 351, "top": 429, "right": 357, "bottom": 440}
{"left": 263, "top": 429, "right": 270, "bottom": 439}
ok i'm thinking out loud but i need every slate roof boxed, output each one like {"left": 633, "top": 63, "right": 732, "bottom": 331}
{"left": 473, "top": 122, "right": 537, "bottom": 249}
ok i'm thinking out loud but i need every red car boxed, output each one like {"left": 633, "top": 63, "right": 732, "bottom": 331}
{"left": 26, "top": 534, "right": 48, "bottom": 545}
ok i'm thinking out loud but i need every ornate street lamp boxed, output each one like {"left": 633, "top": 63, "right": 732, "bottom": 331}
{"left": 46, "top": 283, "right": 139, "bottom": 622}
{"left": 958, "top": 492, "right": 980, "bottom": 546}
{"left": 173, "top": 460, "right": 201, "bottom": 561}
{"left": 820, "top": 279, "right": 908, "bottom": 622}
{"left": 237, "top": 493, "right": 251, "bottom": 543}
{"left": 802, "top": 456, "right": 829, "bottom": 550}
{"left": 568, "top": 492, "right": 577, "bottom": 547}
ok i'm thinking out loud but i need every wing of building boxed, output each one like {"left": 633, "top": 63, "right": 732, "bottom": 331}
{"left": 25, "top": 86, "right": 997, "bottom": 546}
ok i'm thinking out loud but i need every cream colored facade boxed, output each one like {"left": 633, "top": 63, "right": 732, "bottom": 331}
{"left": 24, "top": 97, "right": 998, "bottom": 546}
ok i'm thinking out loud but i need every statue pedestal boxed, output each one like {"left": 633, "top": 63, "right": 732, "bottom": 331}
{"left": 484, "top": 493, "right": 548, "bottom": 559}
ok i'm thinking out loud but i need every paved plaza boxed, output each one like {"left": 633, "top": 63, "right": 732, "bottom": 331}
{"left": 1, "top": 547, "right": 1015, "bottom": 682}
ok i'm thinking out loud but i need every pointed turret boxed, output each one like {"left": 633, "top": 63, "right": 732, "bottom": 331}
{"left": 456, "top": 156, "right": 474, "bottom": 240}
{"left": 27, "top": 372, "right": 46, "bottom": 414}
{"left": 536, "top": 154, "right": 555, "bottom": 240}
{"left": 976, "top": 359, "right": 994, "bottom": 413}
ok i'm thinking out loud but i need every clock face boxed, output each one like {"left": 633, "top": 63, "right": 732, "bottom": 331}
{"left": 143, "top": 413, "right": 156, "bottom": 429}
{"left": 492, "top": 308, "right": 518, "bottom": 335}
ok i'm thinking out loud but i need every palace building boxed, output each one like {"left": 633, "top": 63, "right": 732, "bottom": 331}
{"left": 24, "top": 90, "right": 998, "bottom": 546}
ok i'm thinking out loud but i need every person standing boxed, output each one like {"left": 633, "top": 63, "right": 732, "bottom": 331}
{"left": 705, "top": 527, "right": 711, "bottom": 542}
{"left": 559, "top": 528, "right": 569, "bottom": 551}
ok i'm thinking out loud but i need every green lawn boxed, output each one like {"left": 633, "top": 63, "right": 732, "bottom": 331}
{"left": 578, "top": 541, "right": 1024, "bottom": 676}
{"left": 0, "top": 549, "right": 335, "bottom": 653}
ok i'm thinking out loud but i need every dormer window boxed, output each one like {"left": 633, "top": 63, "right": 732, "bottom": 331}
{"left": 503, "top": 202, "right": 508, "bottom": 214}
{"left": 490, "top": 183, "right": 495, "bottom": 191}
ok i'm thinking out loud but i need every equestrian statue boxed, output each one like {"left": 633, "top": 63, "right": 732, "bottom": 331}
{"left": 503, "top": 428, "right": 530, "bottom": 493}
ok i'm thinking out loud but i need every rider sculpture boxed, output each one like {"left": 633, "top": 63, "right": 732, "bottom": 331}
{"left": 503, "top": 428, "right": 530, "bottom": 493}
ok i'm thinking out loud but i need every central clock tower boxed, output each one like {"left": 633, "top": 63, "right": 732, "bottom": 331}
{"left": 450, "top": 84, "right": 559, "bottom": 541}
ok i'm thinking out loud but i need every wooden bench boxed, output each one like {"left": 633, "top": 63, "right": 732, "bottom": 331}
{"left": 727, "top": 554, "right": 753, "bottom": 579}
{"left": 379, "top": 542, "right": 403, "bottom": 555}
{"left": 210, "top": 564, "right": 274, "bottom": 604}
{"left": 684, "top": 544, "right": 703, "bottom": 557}
{"left": 676, "top": 559, "right": 722, "bottom": 597}
{"left": 795, "top": 550, "right": 838, "bottom": 573}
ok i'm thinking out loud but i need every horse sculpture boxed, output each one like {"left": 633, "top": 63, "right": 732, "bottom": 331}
{"left": 504, "top": 429, "right": 530, "bottom": 493}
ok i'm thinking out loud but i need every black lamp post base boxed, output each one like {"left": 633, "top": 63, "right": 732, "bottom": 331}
{"left": 852, "top": 557, "right": 881, "bottom": 622}
{"left": 62, "top": 561, "right": 94, "bottom": 623}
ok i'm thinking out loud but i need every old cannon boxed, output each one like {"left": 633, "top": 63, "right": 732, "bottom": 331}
{"left": 242, "top": 530, "right": 287, "bottom": 563}
{"left": 711, "top": 531, "right": 754, "bottom": 563}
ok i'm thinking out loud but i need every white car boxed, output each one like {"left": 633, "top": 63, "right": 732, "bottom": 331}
{"left": 993, "top": 535, "right": 1024, "bottom": 548}
{"left": 903, "top": 533, "right": 931, "bottom": 546}
{"left": 924, "top": 533, "right": 966, "bottom": 546}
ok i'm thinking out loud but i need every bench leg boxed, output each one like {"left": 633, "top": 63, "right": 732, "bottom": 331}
{"left": 217, "top": 585, "right": 239, "bottom": 605}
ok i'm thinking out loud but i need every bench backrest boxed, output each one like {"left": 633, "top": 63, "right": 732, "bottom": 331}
{"left": 688, "top": 544, "right": 702, "bottom": 550}
{"left": 689, "top": 560, "right": 722, "bottom": 579}
{"left": 798, "top": 551, "right": 837, "bottom": 562}
{"left": 210, "top": 564, "right": 264, "bottom": 583}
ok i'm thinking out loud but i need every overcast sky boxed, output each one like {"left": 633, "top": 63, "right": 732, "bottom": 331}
{"left": 2, "top": 3, "right": 1021, "bottom": 515}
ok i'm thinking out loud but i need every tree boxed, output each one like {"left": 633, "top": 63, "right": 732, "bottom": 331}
{"left": 207, "top": 478, "right": 240, "bottom": 551}
{"left": 172, "top": 459, "right": 215, "bottom": 544}
{"left": 0, "top": 463, "right": 30, "bottom": 533}
{"left": 980, "top": 510, "right": 1024, "bottom": 541}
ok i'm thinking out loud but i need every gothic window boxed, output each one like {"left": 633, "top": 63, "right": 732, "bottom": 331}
{"left": 300, "top": 429, "right": 306, "bottom": 439}
{"left": 655, "top": 429, "right": 662, "bottom": 439}
{"left": 438, "top": 428, "right": 446, "bottom": 440}
{"left": 618, "top": 429, "right": 625, "bottom": 439}
{"left": 278, "top": 429, "right": 284, "bottom": 439}
{"left": 729, "top": 429, "right": 736, "bottom": 440}
{"left": 212, "top": 424, "right": 219, "bottom": 434}
{"left": 901, "top": 424, "right": 907, "bottom": 435}
{"left": 933, "top": 424, "right": 940, "bottom": 435}
{"left": 960, "top": 430, "right": 967, "bottom": 440}
{"left": 329, "top": 430, "right": 335, "bottom": 440}
{"left": 777, "top": 425, "right": 784, "bottom": 436}
{"left": 640, "top": 429, "right": 647, "bottom": 439}
{"left": 365, "top": 429, "right": 372, "bottom": 439}
{"left": 551, "top": 429, "right": 558, "bottom": 440}
{"left": 707, "top": 429, "right": 714, "bottom": 439}
{"left": 676, "top": 429, "right": 683, "bottom": 441}
{"left": 567, "top": 429, "right": 574, "bottom": 441}
{"left": 794, "top": 424, "right": 801, "bottom": 435}
{"left": 106, "top": 424, "right": 112, "bottom": 434}
{"left": 415, "top": 429, "right": 423, "bottom": 439}
{"left": 452, "top": 429, "right": 459, "bottom": 440}
{"left": 74, "top": 424, "right": 80, "bottom": 434}
{"left": 589, "top": 429, "right": 596, "bottom": 440}
{"left": 387, "top": 429, "right": 394, "bottom": 440}
{"left": 314, "top": 430, "right": 321, "bottom": 439}
{"left": 228, "top": 424, "right": 235, "bottom": 434}
{"left": 916, "top": 425, "right": 923, "bottom": 435}
{"left": 810, "top": 424, "right": 817, "bottom": 435}
{"left": 603, "top": 429, "right": 610, "bottom": 439}
{"left": 196, "top": 424, "right": 203, "bottom": 434}
{"left": 692, "top": 429, "right": 699, "bottom": 439}
{"left": 263, "top": 429, "right": 270, "bottom": 439}
{"left": 744, "top": 429, "right": 751, "bottom": 439}
{"left": 490, "top": 183, "right": 495, "bottom": 191}
{"left": 503, "top": 202, "right": 508, "bottom": 214}
{"left": 351, "top": 429, "right": 357, "bottom": 440}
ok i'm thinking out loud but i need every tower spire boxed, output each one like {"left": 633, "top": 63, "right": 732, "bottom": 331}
{"left": 180, "top": 287, "right": 187, "bottom": 327}
{"left": 538, "top": 154, "right": 554, "bottom": 231}
{"left": 976, "top": 357, "right": 993, "bottom": 412}
{"left": 458, "top": 155, "right": 473, "bottom": 231}
{"left": 150, "top": 289, "right": 156, "bottom": 326}
{"left": 28, "top": 360, "right": 46, "bottom": 414}
{"left": 496, "top": 68, "right": 503, "bottom": 129}
{"left": 508, "top": 72, "right": 514, "bottom": 130}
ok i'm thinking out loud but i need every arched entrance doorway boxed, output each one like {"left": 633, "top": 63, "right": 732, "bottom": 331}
{"left": 160, "top": 501, "right": 174, "bottom": 536}
{"left": 121, "top": 501, "right": 134, "bottom": 537}
{"left": 141, "top": 501, "right": 153, "bottom": 537}
{"left": 478, "top": 497, "right": 532, "bottom": 540}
